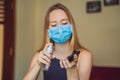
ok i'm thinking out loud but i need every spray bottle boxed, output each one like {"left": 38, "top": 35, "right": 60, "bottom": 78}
{"left": 41, "top": 45, "right": 53, "bottom": 71}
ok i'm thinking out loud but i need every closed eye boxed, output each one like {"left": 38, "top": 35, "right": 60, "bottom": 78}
{"left": 62, "top": 22, "right": 68, "bottom": 25}
{"left": 51, "top": 24, "right": 57, "bottom": 27}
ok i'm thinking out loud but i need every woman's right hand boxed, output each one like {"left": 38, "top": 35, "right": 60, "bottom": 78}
{"left": 23, "top": 43, "right": 53, "bottom": 80}
{"left": 38, "top": 43, "right": 53, "bottom": 68}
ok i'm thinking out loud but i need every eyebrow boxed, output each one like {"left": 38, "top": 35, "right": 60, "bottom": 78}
{"left": 50, "top": 21, "right": 57, "bottom": 23}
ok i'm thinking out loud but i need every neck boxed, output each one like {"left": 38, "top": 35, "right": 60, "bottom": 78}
{"left": 53, "top": 41, "right": 72, "bottom": 59}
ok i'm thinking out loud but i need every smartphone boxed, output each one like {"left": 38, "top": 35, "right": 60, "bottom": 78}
{"left": 67, "top": 50, "right": 80, "bottom": 62}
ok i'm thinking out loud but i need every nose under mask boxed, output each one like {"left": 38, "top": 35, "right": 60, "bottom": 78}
{"left": 48, "top": 24, "right": 73, "bottom": 44}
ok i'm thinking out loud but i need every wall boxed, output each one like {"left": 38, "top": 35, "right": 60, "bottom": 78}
{"left": 76, "top": 0, "right": 120, "bottom": 67}
{"left": 15, "top": 0, "right": 120, "bottom": 80}
{"left": 15, "top": 0, "right": 35, "bottom": 80}
{"left": 0, "top": 25, "right": 4, "bottom": 80}
{"left": 35, "top": 0, "right": 120, "bottom": 67}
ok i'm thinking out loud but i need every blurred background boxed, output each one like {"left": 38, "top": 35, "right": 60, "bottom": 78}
{"left": 0, "top": 0, "right": 120, "bottom": 80}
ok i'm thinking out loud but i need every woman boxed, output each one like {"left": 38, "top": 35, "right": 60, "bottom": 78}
{"left": 23, "top": 3, "right": 92, "bottom": 80}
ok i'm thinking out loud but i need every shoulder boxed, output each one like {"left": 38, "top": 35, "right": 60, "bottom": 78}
{"left": 78, "top": 49, "right": 93, "bottom": 65}
{"left": 79, "top": 49, "right": 92, "bottom": 59}
{"left": 77, "top": 49, "right": 93, "bottom": 79}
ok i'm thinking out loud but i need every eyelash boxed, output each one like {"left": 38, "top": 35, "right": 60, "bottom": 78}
{"left": 62, "top": 22, "right": 68, "bottom": 25}
{"left": 51, "top": 22, "right": 68, "bottom": 27}
{"left": 51, "top": 24, "right": 57, "bottom": 27}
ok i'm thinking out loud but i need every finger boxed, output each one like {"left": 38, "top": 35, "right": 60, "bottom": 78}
{"left": 40, "top": 50, "right": 51, "bottom": 59}
{"left": 39, "top": 51, "right": 51, "bottom": 65}
{"left": 65, "top": 58, "right": 72, "bottom": 68}
{"left": 62, "top": 59, "right": 68, "bottom": 68}
{"left": 38, "top": 56, "right": 50, "bottom": 66}
{"left": 60, "top": 59, "right": 64, "bottom": 68}
{"left": 46, "top": 65, "right": 50, "bottom": 70}
{"left": 70, "top": 61, "right": 76, "bottom": 67}
{"left": 73, "top": 54, "right": 78, "bottom": 62}
{"left": 69, "top": 54, "right": 78, "bottom": 67}
{"left": 42, "top": 54, "right": 51, "bottom": 63}
{"left": 44, "top": 51, "right": 51, "bottom": 57}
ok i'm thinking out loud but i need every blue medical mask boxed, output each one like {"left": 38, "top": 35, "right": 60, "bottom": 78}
{"left": 48, "top": 24, "right": 73, "bottom": 44}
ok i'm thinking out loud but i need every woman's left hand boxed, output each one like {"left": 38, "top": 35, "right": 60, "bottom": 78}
{"left": 59, "top": 54, "right": 78, "bottom": 68}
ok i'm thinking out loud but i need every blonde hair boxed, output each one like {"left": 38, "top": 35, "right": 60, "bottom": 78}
{"left": 39, "top": 3, "right": 86, "bottom": 51}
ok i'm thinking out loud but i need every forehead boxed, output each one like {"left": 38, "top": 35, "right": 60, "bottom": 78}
{"left": 49, "top": 9, "right": 68, "bottom": 21}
